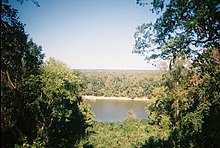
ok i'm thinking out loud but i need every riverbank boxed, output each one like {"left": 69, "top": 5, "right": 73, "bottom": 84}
{"left": 83, "top": 95, "right": 149, "bottom": 101}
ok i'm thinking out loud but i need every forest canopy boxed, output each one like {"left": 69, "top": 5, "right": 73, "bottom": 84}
{"left": 79, "top": 70, "right": 162, "bottom": 98}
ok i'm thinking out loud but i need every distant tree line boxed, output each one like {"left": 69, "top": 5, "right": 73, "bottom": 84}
{"left": 80, "top": 71, "right": 162, "bottom": 98}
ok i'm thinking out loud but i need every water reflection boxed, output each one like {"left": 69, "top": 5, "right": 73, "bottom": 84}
{"left": 85, "top": 99, "right": 148, "bottom": 122}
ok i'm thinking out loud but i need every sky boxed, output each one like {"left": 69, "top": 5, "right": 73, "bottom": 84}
{"left": 10, "top": 0, "right": 159, "bottom": 70}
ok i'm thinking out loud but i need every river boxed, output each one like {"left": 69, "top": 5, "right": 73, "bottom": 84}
{"left": 84, "top": 97, "right": 148, "bottom": 122}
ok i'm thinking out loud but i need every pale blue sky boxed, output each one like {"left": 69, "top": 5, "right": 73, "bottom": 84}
{"left": 10, "top": 0, "right": 158, "bottom": 70}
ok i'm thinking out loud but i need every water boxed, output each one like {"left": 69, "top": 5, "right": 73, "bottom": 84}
{"left": 84, "top": 99, "right": 148, "bottom": 122}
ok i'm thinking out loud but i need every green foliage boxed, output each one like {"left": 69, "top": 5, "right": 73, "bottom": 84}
{"left": 134, "top": 0, "right": 220, "bottom": 69}
{"left": 80, "top": 70, "right": 162, "bottom": 98}
{"left": 143, "top": 49, "right": 220, "bottom": 147}
{"left": 1, "top": 1, "right": 94, "bottom": 147}
{"left": 76, "top": 120, "right": 149, "bottom": 148}
{"left": 134, "top": 0, "right": 220, "bottom": 147}
{"left": 1, "top": 1, "right": 44, "bottom": 147}
{"left": 193, "top": 48, "right": 220, "bottom": 146}
{"left": 33, "top": 58, "right": 94, "bottom": 147}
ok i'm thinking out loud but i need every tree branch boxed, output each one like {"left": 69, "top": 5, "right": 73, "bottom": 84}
{"left": 6, "top": 70, "right": 16, "bottom": 90}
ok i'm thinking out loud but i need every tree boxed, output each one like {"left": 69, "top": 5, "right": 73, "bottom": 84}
{"left": 134, "top": 0, "right": 220, "bottom": 147}
{"left": 143, "top": 53, "right": 220, "bottom": 147}
{"left": 134, "top": 0, "right": 220, "bottom": 69}
{"left": 34, "top": 58, "right": 94, "bottom": 147}
{"left": 191, "top": 48, "right": 220, "bottom": 146}
{"left": 1, "top": 1, "right": 94, "bottom": 147}
{"left": 1, "top": 1, "right": 44, "bottom": 147}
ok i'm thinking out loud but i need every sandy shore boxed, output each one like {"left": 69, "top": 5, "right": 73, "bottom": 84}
{"left": 83, "top": 95, "right": 149, "bottom": 101}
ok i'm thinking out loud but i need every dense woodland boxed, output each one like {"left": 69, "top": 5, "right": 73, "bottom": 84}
{"left": 1, "top": 0, "right": 220, "bottom": 147}
{"left": 1, "top": 1, "right": 93, "bottom": 147}
{"left": 79, "top": 70, "right": 162, "bottom": 98}
{"left": 132, "top": 0, "right": 220, "bottom": 147}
